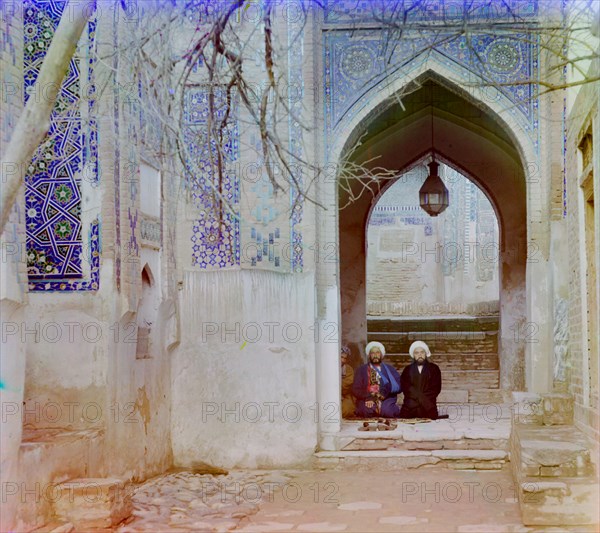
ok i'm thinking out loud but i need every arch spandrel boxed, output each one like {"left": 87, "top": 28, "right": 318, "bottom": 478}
{"left": 327, "top": 55, "right": 538, "bottom": 182}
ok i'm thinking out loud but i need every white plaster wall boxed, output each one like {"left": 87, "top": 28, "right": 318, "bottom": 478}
{"left": 0, "top": 299, "right": 26, "bottom": 533}
{"left": 140, "top": 163, "right": 161, "bottom": 218}
{"left": 22, "top": 299, "right": 108, "bottom": 430}
{"left": 0, "top": 213, "right": 27, "bottom": 533}
{"left": 171, "top": 270, "right": 318, "bottom": 468}
{"left": 105, "top": 307, "right": 173, "bottom": 480}
{"left": 103, "top": 246, "right": 173, "bottom": 481}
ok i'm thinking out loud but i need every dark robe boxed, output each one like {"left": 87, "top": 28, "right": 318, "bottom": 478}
{"left": 341, "top": 363, "right": 356, "bottom": 418}
{"left": 352, "top": 363, "right": 401, "bottom": 418}
{"left": 399, "top": 360, "right": 442, "bottom": 419}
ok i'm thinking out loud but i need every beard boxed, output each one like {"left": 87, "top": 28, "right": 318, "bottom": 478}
{"left": 370, "top": 356, "right": 382, "bottom": 364}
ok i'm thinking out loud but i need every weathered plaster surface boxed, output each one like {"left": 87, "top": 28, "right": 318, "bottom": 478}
{"left": 171, "top": 270, "right": 318, "bottom": 468}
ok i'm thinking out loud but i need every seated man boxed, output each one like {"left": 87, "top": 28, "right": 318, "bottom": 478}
{"left": 340, "top": 345, "right": 356, "bottom": 418}
{"left": 400, "top": 341, "right": 442, "bottom": 419}
{"left": 353, "top": 341, "right": 401, "bottom": 418}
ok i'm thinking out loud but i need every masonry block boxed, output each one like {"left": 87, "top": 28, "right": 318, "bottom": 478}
{"left": 53, "top": 478, "right": 132, "bottom": 529}
{"left": 542, "top": 393, "right": 574, "bottom": 425}
{"left": 519, "top": 428, "right": 594, "bottom": 478}
{"left": 518, "top": 479, "right": 599, "bottom": 526}
{"left": 511, "top": 422, "right": 599, "bottom": 526}
{"left": 511, "top": 392, "right": 542, "bottom": 425}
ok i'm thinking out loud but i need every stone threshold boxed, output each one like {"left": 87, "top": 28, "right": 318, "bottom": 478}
{"left": 316, "top": 449, "right": 507, "bottom": 459}
{"left": 313, "top": 449, "right": 509, "bottom": 471}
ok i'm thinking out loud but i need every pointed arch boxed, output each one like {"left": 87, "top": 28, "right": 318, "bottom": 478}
{"left": 324, "top": 65, "right": 533, "bottom": 392}
{"left": 141, "top": 263, "right": 155, "bottom": 287}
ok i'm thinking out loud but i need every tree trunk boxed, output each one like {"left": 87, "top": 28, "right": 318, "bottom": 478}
{"left": 0, "top": 0, "right": 95, "bottom": 235}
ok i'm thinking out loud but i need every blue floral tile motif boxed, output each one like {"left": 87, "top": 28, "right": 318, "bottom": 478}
{"left": 23, "top": 0, "right": 99, "bottom": 290}
{"left": 325, "top": 32, "right": 536, "bottom": 136}
{"left": 184, "top": 87, "right": 240, "bottom": 268}
{"left": 324, "top": 3, "right": 540, "bottom": 157}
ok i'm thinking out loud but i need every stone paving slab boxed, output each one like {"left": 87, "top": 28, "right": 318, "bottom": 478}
{"left": 238, "top": 469, "right": 525, "bottom": 532}
{"left": 112, "top": 468, "right": 599, "bottom": 532}
{"left": 432, "top": 450, "right": 508, "bottom": 460}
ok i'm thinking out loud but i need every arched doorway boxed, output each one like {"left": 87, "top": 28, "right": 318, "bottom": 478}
{"left": 338, "top": 77, "right": 527, "bottom": 393}
{"left": 364, "top": 162, "right": 501, "bottom": 405}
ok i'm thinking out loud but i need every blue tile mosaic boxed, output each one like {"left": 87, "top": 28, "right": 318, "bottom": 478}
{"left": 324, "top": 0, "right": 537, "bottom": 24}
{"left": 23, "top": 0, "right": 99, "bottom": 291}
{"left": 288, "top": 11, "right": 304, "bottom": 273}
{"left": 324, "top": 32, "right": 538, "bottom": 143}
{"left": 184, "top": 87, "right": 240, "bottom": 268}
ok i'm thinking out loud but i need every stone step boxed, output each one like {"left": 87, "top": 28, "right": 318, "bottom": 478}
{"left": 330, "top": 408, "right": 511, "bottom": 452}
{"left": 400, "top": 387, "right": 502, "bottom": 406}
{"left": 511, "top": 392, "right": 575, "bottom": 426}
{"left": 369, "top": 336, "right": 498, "bottom": 355}
{"left": 439, "top": 370, "right": 499, "bottom": 389}
{"left": 386, "top": 353, "right": 499, "bottom": 370}
{"left": 339, "top": 420, "right": 509, "bottom": 452}
{"left": 367, "top": 317, "right": 499, "bottom": 333}
{"left": 313, "top": 449, "right": 509, "bottom": 471}
{"left": 53, "top": 478, "right": 132, "bottom": 530}
{"left": 15, "top": 429, "right": 105, "bottom": 528}
{"left": 383, "top": 370, "right": 500, "bottom": 390}
{"left": 371, "top": 331, "right": 494, "bottom": 341}
{"left": 438, "top": 389, "right": 469, "bottom": 403}
{"left": 516, "top": 476, "right": 599, "bottom": 526}
{"left": 438, "top": 389, "right": 508, "bottom": 404}
{"left": 468, "top": 388, "right": 508, "bottom": 404}
{"left": 510, "top": 417, "right": 599, "bottom": 526}
{"left": 512, "top": 426, "right": 596, "bottom": 478}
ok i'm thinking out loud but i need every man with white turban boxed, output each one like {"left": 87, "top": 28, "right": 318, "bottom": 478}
{"left": 399, "top": 341, "right": 442, "bottom": 419}
{"left": 352, "top": 341, "right": 401, "bottom": 418}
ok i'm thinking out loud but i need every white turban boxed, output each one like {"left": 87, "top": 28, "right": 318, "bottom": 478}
{"left": 365, "top": 341, "right": 386, "bottom": 357}
{"left": 409, "top": 341, "right": 431, "bottom": 358}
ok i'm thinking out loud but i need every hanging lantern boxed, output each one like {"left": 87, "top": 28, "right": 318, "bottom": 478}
{"left": 419, "top": 160, "right": 449, "bottom": 216}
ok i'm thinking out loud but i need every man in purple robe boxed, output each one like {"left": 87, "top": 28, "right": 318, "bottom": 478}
{"left": 352, "top": 341, "right": 401, "bottom": 418}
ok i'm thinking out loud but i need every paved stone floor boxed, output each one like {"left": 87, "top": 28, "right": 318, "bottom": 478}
{"left": 115, "top": 468, "right": 598, "bottom": 533}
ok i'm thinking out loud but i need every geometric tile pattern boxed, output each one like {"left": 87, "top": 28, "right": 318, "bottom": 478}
{"left": 476, "top": 189, "right": 498, "bottom": 282}
{"left": 27, "top": 219, "right": 100, "bottom": 292}
{"left": 441, "top": 175, "right": 463, "bottom": 277}
{"left": 248, "top": 176, "right": 283, "bottom": 268}
{"left": 370, "top": 210, "right": 431, "bottom": 228}
{"left": 183, "top": 87, "right": 240, "bottom": 268}
{"left": 244, "top": 128, "right": 288, "bottom": 269}
{"left": 112, "top": 26, "right": 122, "bottom": 290}
{"left": 23, "top": 0, "right": 99, "bottom": 290}
{"left": 249, "top": 225, "right": 282, "bottom": 268}
{"left": 288, "top": 12, "right": 304, "bottom": 272}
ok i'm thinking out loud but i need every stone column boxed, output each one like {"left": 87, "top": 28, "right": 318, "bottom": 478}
{"left": 526, "top": 259, "right": 554, "bottom": 393}
{"left": 317, "top": 286, "right": 342, "bottom": 450}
